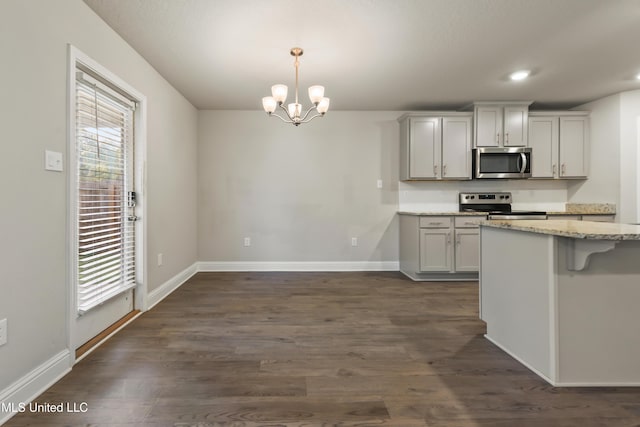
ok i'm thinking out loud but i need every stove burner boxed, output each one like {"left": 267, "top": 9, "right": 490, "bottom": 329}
{"left": 459, "top": 192, "right": 547, "bottom": 220}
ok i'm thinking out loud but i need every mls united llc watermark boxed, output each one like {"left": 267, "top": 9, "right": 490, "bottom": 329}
{"left": 2, "top": 402, "right": 88, "bottom": 413}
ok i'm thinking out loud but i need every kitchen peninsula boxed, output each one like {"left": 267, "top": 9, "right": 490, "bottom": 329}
{"left": 480, "top": 220, "right": 640, "bottom": 386}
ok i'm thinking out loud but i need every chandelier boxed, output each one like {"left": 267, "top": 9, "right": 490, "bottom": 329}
{"left": 262, "top": 47, "right": 330, "bottom": 126}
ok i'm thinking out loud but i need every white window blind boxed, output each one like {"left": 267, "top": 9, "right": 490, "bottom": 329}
{"left": 75, "top": 71, "right": 136, "bottom": 314}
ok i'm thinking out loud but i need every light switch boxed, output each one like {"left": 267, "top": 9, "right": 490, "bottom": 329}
{"left": 45, "top": 150, "right": 63, "bottom": 172}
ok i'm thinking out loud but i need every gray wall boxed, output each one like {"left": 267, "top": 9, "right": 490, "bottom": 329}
{"left": 197, "top": 111, "right": 399, "bottom": 264}
{"left": 569, "top": 90, "right": 640, "bottom": 223}
{"left": 0, "top": 0, "right": 198, "bottom": 391}
{"left": 568, "top": 94, "right": 621, "bottom": 208}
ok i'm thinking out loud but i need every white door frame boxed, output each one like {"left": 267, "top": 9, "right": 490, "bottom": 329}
{"left": 66, "top": 45, "right": 148, "bottom": 364}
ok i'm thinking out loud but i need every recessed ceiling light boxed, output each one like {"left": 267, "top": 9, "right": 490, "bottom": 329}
{"left": 636, "top": 73, "right": 640, "bottom": 80}
{"left": 510, "top": 70, "right": 530, "bottom": 81}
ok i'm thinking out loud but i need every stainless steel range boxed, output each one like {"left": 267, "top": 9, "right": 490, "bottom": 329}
{"left": 459, "top": 192, "right": 547, "bottom": 220}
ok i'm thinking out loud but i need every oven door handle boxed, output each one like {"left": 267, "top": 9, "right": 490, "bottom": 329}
{"left": 518, "top": 152, "right": 527, "bottom": 174}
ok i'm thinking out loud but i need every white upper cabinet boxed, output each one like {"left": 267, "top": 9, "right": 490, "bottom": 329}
{"left": 473, "top": 102, "right": 531, "bottom": 147}
{"left": 409, "top": 117, "right": 440, "bottom": 179}
{"left": 559, "top": 116, "right": 589, "bottom": 178}
{"left": 475, "top": 106, "right": 502, "bottom": 147}
{"left": 528, "top": 112, "right": 589, "bottom": 179}
{"left": 528, "top": 116, "right": 559, "bottom": 178}
{"left": 441, "top": 116, "right": 472, "bottom": 179}
{"left": 399, "top": 113, "right": 472, "bottom": 180}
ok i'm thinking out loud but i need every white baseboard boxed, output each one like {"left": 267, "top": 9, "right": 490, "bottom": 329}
{"left": 146, "top": 262, "right": 199, "bottom": 310}
{"left": 197, "top": 261, "right": 400, "bottom": 272}
{"left": 484, "top": 334, "right": 640, "bottom": 387}
{"left": 0, "top": 350, "right": 71, "bottom": 425}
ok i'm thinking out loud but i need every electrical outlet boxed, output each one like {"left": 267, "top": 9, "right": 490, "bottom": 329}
{"left": 157, "top": 253, "right": 163, "bottom": 266}
{"left": 377, "top": 179, "right": 383, "bottom": 189}
{"left": 244, "top": 237, "right": 251, "bottom": 247}
{"left": 351, "top": 237, "right": 358, "bottom": 247}
{"left": 0, "top": 318, "right": 7, "bottom": 346}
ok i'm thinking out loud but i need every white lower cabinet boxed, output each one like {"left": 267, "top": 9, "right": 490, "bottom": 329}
{"left": 400, "top": 214, "right": 480, "bottom": 281}
{"left": 454, "top": 229, "right": 480, "bottom": 272}
{"left": 400, "top": 213, "right": 613, "bottom": 281}
{"left": 419, "top": 229, "right": 452, "bottom": 272}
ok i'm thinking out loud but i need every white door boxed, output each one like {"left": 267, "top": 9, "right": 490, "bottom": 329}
{"left": 72, "top": 68, "right": 138, "bottom": 350}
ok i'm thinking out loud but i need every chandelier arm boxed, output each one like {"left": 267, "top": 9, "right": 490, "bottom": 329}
{"left": 268, "top": 112, "right": 294, "bottom": 124}
{"left": 278, "top": 102, "right": 295, "bottom": 121}
{"left": 298, "top": 105, "right": 318, "bottom": 123}
{"left": 300, "top": 112, "right": 325, "bottom": 123}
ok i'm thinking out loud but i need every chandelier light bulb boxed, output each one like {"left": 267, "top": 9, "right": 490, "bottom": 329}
{"left": 271, "top": 84, "right": 288, "bottom": 104}
{"left": 261, "top": 47, "right": 330, "bottom": 126}
{"left": 262, "top": 97, "right": 277, "bottom": 113}
{"left": 308, "top": 85, "right": 325, "bottom": 104}
{"left": 287, "top": 103, "right": 302, "bottom": 118}
{"left": 317, "top": 97, "right": 330, "bottom": 114}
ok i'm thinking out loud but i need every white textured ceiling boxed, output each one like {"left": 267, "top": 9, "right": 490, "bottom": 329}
{"left": 83, "top": 0, "right": 640, "bottom": 111}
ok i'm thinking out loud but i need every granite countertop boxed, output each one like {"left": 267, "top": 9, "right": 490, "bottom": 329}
{"left": 399, "top": 203, "right": 616, "bottom": 217}
{"left": 562, "top": 203, "right": 616, "bottom": 215}
{"left": 481, "top": 219, "right": 640, "bottom": 240}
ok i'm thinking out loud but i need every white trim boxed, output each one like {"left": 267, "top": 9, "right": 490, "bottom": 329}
{"left": 484, "top": 334, "right": 640, "bottom": 387}
{"left": 0, "top": 351, "right": 71, "bottom": 425}
{"left": 74, "top": 311, "right": 144, "bottom": 364}
{"left": 484, "top": 334, "right": 559, "bottom": 386}
{"left": 147, "top": 263, "right": 199, "bottom": 310}
{"left": 197, "top": 261, "right": 400, "bottom": 272}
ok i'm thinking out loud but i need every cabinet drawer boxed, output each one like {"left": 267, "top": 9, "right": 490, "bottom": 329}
{"left": 454, "top": 216, "right": 483, "bottom": 228}
{"left": 419, "top": 216, "right": 452, "bottom": 228}
{"left": 583, "top": 215, "right": 615, "bottom": 222}
{"left": 548, "top": 215, "right": 581, "bottom": 221}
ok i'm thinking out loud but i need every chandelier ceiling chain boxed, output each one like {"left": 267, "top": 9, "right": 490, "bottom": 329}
{"left": 262, "top": 47, "right": 330, "bottom": 126}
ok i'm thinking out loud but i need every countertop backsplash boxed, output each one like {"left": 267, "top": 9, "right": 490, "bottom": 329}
{"left": 398, "top": 182, "right": 615, "bottom": 215}
{"left": 398, "top": 181, "right": 570, "bottom": 213}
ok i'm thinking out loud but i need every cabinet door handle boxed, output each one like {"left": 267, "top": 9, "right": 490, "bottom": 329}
{"left": 553, "top": 164, "right": 556, "bottom": 177}
{"left": 443, "top": 164, "right": 447, "bottom": 176}
{"left": 447, "top": 233, "right": 451, "bottom": 245}
{"left": 561, "top": 164, "right": 566, "bottom": 176}
{"left": 429, "top": 222, "right": 442, "bottom": 226}
{"left": 505, "top": 132, "right": 509, "bottom": 145}
{"left": 433, "top": 164, "right": 438, "bottom": 176}
{"left": 496, "top": 132, "right": 500, "bottom": 144}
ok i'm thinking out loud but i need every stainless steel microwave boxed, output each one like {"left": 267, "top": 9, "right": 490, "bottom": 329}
{"left": 472, "top": 147, "right": 532, "bottom": 179}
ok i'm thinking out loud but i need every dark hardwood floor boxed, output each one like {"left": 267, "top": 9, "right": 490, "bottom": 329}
{"left": 6, "top": 272, "right": 640, "bottom": 426}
